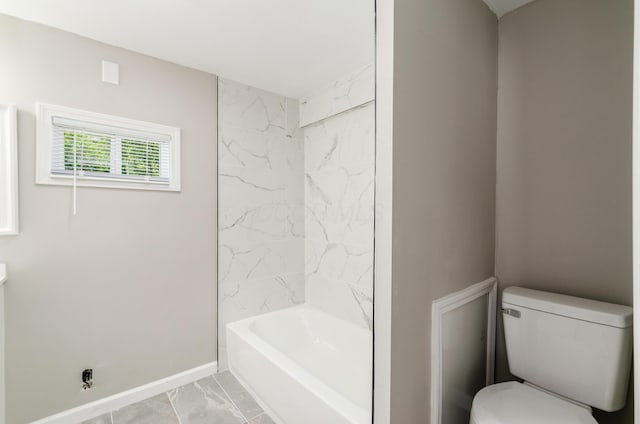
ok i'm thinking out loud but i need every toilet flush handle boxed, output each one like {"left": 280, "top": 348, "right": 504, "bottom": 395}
{"left": 502, "top": 308, "right": 521, "bottom": 318}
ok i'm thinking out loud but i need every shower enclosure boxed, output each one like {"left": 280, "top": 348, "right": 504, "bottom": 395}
{"left": 216, "top": 33, "right": 375, "bottom": 423}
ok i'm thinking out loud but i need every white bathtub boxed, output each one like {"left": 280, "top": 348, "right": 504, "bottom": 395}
{"left": 226, "top": 304, "right": 372, "bottom": 424}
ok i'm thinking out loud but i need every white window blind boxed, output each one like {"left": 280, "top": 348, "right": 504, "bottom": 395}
{"left": 50, "top": 117, "right": 171, "bottom": 184}
{"left": 36, "top": 103, "right": 181, "bottom": 196}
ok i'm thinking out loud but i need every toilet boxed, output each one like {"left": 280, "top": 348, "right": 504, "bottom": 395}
{"left": 470, "top": 287, "right": 633, "bottom": 424}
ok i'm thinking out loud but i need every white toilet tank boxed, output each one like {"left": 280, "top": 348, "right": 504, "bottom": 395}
{"left": 502, "top": 287, "right": 633, "bottom": 412}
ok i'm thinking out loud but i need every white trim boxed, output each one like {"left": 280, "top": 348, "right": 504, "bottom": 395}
{"left": 298, "top": 64, "right": 375, "bottom": 128}
{"left": 430, "top": 277, "right": 497, "bottom": 424}
{"left": 30, "top": 361, "right": 218, "bottom": 424}
{"left": 373, "top": 0, "right": 393, "bottom": 422}
{"left": 0, "top": 264, "right": 7, "bottom": 287}
{"left": 0, "top": 264, "right": 6, "bottom": 424}
{"left": 633, "top": 0, "right": 639, "bottom": 421}
{"left": 36, "top": 102, "right": 181, "bottom": 192}
{"left": 299, "top": 100, "right": 374, "bottom": 130}
{"left": 0, "top": 105, "right": 19, "bottom": 235}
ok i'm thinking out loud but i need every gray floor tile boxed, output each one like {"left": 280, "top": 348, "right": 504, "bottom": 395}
{"left": 246, "top": 413, "right": 276, "bottom": 424}
{"left": 112, "top": 394, "right": 178, "bottom": 424}
{"left": 216, "top": 371, "right": 264, "bottom": 420}
{"left": 82, "top": 413, "right": 112, "bottom": 424}
{"left": 168, "top": 376, "right": 245, "bottom": 424}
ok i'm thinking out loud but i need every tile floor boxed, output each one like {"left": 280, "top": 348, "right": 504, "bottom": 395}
{"left": 81, "top": 371, "right": 275, "bottom": 424}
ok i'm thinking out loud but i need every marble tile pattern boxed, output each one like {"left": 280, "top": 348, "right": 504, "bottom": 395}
{"left": 112, "top": 394, "right": 179, "bottom": 424}
{"left": 82, "top": 413, "right": 112, "bottom": 424}
{"left": 303, "top": 89, "right": 375, "bottom": 329}
{"left": 218, "top": 78, "right": 305, "bottom": 370}
{"left": 299, "top": 63, "right": 374, "bottom": 128}
{"left": 168, "top": 375, "right": 246, "bottom": 424}
{"left": 247, "top": 413, "right": 276, "bottom": 424}
{"left": 80, "top": 371, "right": 273, "bottom": 424}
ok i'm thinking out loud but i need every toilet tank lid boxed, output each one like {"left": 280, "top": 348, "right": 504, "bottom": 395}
{"left": 503, "top": 287, "right": 632, "bottom": 328}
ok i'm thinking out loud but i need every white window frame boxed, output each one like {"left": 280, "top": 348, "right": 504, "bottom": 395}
{"left": 36, "top": 103, "right": 181, "bottom": 191}
{"left": 0, "top": 104, "right": 18, "bottom": 235}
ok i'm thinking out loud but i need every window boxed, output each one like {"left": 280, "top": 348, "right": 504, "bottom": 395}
{"left": 36, "top": 103, "right": 180, "bottom": 191}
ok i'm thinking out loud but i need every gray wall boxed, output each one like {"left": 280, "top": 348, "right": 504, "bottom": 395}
{"left": 495, "top": 1, "right": 634, "bottom": 423}
{"left": 0, "top": 14, "right": 217, "bottom": 423}
{"left": 390, "top": 0, "right": 498, "bottom": 421}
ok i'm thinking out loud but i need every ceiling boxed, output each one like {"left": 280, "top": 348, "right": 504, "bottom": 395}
{"left": 482, "top": 0, "right": 536, "bottom": 18}
{"left": 0, "top": 0, "right": 536, "bottom": 97}
{"left": 0, "top": 0, "right": 374, "bottom": 98}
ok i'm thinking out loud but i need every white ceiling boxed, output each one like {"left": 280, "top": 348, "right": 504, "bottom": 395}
{"left": 482, "top": 0, "right": 536, "bottom": 18}
{"left": 0, "top": 0, "right": 374, "bottom": 98}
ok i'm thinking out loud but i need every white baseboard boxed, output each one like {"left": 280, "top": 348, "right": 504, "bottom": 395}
{"left": 30, "top": 361, "right": 218, "bottom": 424}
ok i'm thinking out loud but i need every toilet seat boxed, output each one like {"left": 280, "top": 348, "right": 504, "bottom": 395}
{"left": 470, "top": 382, "right": 598, "bottom": 424}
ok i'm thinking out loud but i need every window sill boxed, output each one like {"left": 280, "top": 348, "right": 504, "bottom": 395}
{"left": 36, "top": 175, "right": 181, "bottom": 192}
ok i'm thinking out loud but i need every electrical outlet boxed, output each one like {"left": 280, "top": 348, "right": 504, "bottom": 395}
{"left": 82, "top": 369, "right": 93, "bottom": 390}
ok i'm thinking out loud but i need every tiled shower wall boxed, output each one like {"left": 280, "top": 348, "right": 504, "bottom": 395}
{"left": 217, "top": 78, "right": 305, "bottom": 369}
{"left": 217, "top": 66, "right": 375, "bottom": 367}
{"left": 302, "top": 64, "right": 375, "bottom": 329}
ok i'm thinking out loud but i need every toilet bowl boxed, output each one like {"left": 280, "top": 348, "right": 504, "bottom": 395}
{"left": 470, "top": 382, "right": 596, "bottom": 424}
{"left": 469, "top": 287, "right": 633, "bottom": 424}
